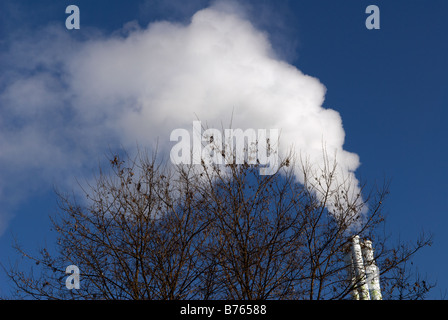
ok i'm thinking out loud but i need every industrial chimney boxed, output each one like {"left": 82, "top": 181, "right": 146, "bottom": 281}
{"left": 344, "top": 235, "right": 382, "bottom": 300}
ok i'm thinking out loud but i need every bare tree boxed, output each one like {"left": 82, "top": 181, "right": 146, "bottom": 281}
{"left": 3, "top": 147, "right": 434, "bottom": 300}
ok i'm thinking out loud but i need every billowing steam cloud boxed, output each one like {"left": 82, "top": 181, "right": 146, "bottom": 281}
{"left": 0, "top": 3, "right": 363, "bottom": 234}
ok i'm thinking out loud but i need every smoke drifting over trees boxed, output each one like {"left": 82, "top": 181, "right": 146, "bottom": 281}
{"left": 1, "top": 3, "right": 360, "bottom": 233}
{"left": 5, "top": 149, "right": 433, "bottom": 299}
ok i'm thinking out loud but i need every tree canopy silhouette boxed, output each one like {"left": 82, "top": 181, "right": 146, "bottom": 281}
{"left": 4, "top": 148, "right": 434, "bottom": 299}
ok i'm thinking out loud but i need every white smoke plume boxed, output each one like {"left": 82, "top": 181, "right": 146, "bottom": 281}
{"left": 0, "top": 2, "right": 363, "bottom": 234}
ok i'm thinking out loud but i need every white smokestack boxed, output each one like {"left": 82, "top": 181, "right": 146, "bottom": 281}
{"left": 362, "top": 240, "right": 382, "bottom": 300}
{"left": 345, "top": 236, "right": 382, "bottom": 300}
{"left": 344, "top": 242, "right": 359, "bottom": 300}
{"left": 351, "top": 235, "right": 370, "bottom": 300}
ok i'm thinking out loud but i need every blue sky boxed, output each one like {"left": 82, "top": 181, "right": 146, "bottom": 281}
{"left": 0, "top": 0, "right": 447, "bottom": 299}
